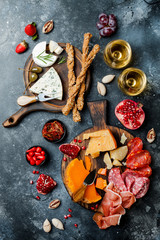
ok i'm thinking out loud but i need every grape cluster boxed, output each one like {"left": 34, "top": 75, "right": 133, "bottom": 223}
{"left": 96, "top": 13, "right": 117, "bottom": 37}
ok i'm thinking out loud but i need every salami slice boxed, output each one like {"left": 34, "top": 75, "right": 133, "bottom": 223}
{"left": 108, "top": 168, "right": 127, "bottom": 192}
{"left": 131, "top": 177, "right": 150, "bottom": 199}
{"left": 122, "top": 169, "right": 150, "bottom": 199}
{"left": 126, "top": 150, "right": 151, "bottom": 169}
{"left": 134, "top": 165, "right": 152, "bottom": 178}
{"left": 127, "top": 137, "right": 143, "bottom": 158}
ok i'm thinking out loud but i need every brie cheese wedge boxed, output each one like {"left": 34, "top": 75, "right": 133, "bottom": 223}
{"left": 49, "top": 40, "right": 64, "bottom": 55}
{"left": 32, "top": 41, "right": 58, "bottom": 68}
{"left": 30, "top": 67, "right": 63, "bottom": 100}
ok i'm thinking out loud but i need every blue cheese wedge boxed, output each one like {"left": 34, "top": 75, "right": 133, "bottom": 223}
{"left": 32, "top": 41, "right": 58, "bottom": 68}
{"left": 30, "top": 67, "right": 63, "bottom": 100}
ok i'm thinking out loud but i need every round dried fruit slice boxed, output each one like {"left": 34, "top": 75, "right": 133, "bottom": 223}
{"left": 115, "top": 99, "right": 145, "bottom": 130}
{"left": 36, "top": 174, "right": 57, "bottom": 195}
{"left": 59, "top": 144, "right": 80, "bottom": 159}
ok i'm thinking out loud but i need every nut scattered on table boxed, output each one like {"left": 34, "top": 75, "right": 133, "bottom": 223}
{"left": 52, "top": 218, "right": 64, "bottom": 230}
{"left": 43, "top": 219, "right": 52, "bottom": 233}
{"left": 97, "top": 82, "right": 106, "bottom": 96}
{"left": 42, "top": 20, "right": 54, "bottom": 34}
{"left": 147, "top": 128, "right": 156, "bottom": 143}
{"left": 102, "top": 74, "right": 115, "bottom": 84}
{"left": 49, "top": 199, "right": 61, "bottom": 209}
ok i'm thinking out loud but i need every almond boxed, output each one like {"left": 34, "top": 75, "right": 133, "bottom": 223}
{"left": 97, "top": 82, "right": 106, "bottom": 96}
{"left": 42, "top": 20, "right": 54, "bottom": 34}
{"left": 52, "top": 218, "right": 64, "bottom": 230}
{"left": 49, "top": 199, "right": 61, "bottom": 209}
{"left": 147, "top": 128, "right": 156, "bottom": 143}
{"left": 43, "top": 219, "right": 51, "bottom": 233}
{"left": 102, "top": 75, "right": 115, "bottom": 84}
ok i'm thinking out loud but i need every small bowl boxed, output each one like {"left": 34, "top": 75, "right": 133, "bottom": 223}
{"left": 25, "top": 145, "right": 49, "bottom": 166}
{"left": 42, "top": 119, "right": 67, "bottom": 143}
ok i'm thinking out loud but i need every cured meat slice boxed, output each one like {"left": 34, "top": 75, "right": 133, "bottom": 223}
{"left": 93, "top": 183, "right": 125, "bottom": 229}
{"left": 126, "top": 150, "right": 151, "bottom": 169}
{"left": 120, "top": 191, "right": 136, "bottom": 209}
{"left": 134, "top": 165, "right": 152, "bottom": 178}
{"left": 107, "top": 182, "right": 136, "bottom": 209}
{"left": 127, "top": 137, "right": 143, "bottom": 158}
{"left": 93, "top": 213, "right": 122, "bottom": 230}
{"left": 131, "top": 177, "right": 150, "bottom": 199}
{"left": 108, "top": 168, "right": 127, "bottom": 192}
{"left": 122, "top": 169, "right": 150, "bottom": 199}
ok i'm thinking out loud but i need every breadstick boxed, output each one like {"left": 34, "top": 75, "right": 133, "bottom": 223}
{"left": 72, "top": 104, "right": 81, "bottom": 122}
{"left": 77, "top": 33, "right": 92, "bottom": 111}
{"left": 66, "top": 43, "right": 76, "bottom": 92}
{"left": 62, "top": 44, "right": 100, "bottom": 115}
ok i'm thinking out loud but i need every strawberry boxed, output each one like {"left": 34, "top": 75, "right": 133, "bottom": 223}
{"left": 25, "top": 23, "right": 36, "bottom": 36}
{"left": 15, "top": 40, "right": 28, "bottom": 54}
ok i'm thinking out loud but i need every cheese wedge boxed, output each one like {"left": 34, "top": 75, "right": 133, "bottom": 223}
{"left": 84, "top": 129, "right": 117, "bottom": 158}
{"left": 49, "top": 40, "right": 64, "bottom": 55}
{"left": 30, "top": 67, "right": 63, "bottom": 100}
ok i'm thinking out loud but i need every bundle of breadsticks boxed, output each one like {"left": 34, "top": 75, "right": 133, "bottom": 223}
{"left": 62, "top": 33, "right": 100, "bottom": 122}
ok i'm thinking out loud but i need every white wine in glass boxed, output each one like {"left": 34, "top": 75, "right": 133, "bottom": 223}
{"left": 104, "top": 39, "right": 132, "bottom": 69}
{"left": 118, "top": 68, "right": 147, "bottom": 96}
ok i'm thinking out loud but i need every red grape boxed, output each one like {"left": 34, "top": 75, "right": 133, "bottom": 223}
{"left": 96, "top": 22, "right": 106, "bottom": 30}
{"left": 97, "top": 13, "right": 117, "bottom": 37}
{"left": 99, "top": 13, "right": 108, "bottom": 24}
{"left": 99, "top": 27, "right": 113, "bottom": 37}
{"left": 108, "top": 18, "right": 117, "bottom": 27}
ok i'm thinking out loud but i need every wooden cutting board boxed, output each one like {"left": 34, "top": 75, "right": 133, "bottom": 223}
{"left": 3, "top": 43, "right": 90, "bottom": 128}
{"left": 61, "top": 100, "right": 134, "bottom": 210}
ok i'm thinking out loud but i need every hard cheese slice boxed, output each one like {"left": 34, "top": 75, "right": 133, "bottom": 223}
{"left": 30, "top": 67, "right": 63, "bottom": 100}
{"left": 84, "top": 129, "right": 117, "bottom": 158}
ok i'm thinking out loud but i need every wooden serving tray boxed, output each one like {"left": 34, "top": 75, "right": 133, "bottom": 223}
{"left": 3, "top": 43, "right": 91, "bottom": 127}
{"left": 61, "top": 100, "right": 134, "bottom": 210}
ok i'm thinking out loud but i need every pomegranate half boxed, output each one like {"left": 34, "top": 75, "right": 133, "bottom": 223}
{"left": 36, "top": 174, "right": 57, "bottom": 195}
{"left": 115, "top": 99, "right": 145, "bottom": 130}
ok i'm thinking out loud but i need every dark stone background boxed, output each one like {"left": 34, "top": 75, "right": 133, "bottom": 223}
{"left": 0, "top": 0, "right": 160, "bottom": 239}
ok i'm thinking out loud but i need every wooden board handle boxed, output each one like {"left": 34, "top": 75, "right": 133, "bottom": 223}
{"left": 17, "top": 95, "right": 37, "bottom": 107}
{"left": 87, "top": 100, "right": 107, "bottom": 128}
{"left": 2, "top": 107, "right": 32, "bottom": 128}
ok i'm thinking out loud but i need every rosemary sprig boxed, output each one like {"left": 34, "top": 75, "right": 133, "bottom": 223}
{"left": 58, "top": 56, "right": 66, "bottom": 64}
{"left": 36, "top": 51, "right": 54, "bottom": 64}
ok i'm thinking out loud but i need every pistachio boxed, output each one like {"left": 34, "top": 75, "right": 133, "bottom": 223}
{"left": 52, "top": 218, "right": 64, "bottom": 230}
{"left": 147, "top": 128, "right": 156, "bottom": 143}
{"left": 42, "top": 20, "right": 54, "bottom": 34}
{"left": 49, "top": 199, "right": 61, "bottom": 209}
{"left": 43, "top": 219, "right": 51, "bottom": 233}
{"left": 97, "top": 82, "right": 106, "bottom": 96}
{"left": 102, "top": 75, "right": 115, "bottom": 84}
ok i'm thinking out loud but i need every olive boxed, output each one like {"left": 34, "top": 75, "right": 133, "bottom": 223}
{"left": 31, "top": 67, "right": 43, "bottom": 74}
{"left": 29, "top": 73, "right": 38, "bottom": 82}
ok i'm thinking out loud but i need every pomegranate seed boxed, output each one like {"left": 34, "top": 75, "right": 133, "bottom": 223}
{"left": 91, "top": 207, "right": 95, "bottom": 210}
{"left": 68, "top": 208, "right": 72, "bottom": 212}
{"left": 95, "top": 204, "right": 99, "bottom": 209}
{"left": 63, "top": 157, "right": 67, "bottom": 161}
{"left": 36, "top": 196, "right": 40, "bottom": 200}
{"left": 74, "top": 224, "right": 78, "bottom": 228}
{"left": 32, "top": 170, "right": 36, "bottom": 174}
{"left": 67, "top": 214, "right": 72, "bottom": 218}
{"left": 36, "top": 171, "right": 39, "bottom": 174}
{"left": 30, "top": 180, "right": 33, "bottom": 184}
{"left": 78, "top": 140, "right": 82, "bottom": 143}
{"left": 73, "top": 139, "right": 77, "bottom": 142}
{"left": 64, "top": 215, "right": 68, "bottom": 219}
{"left": 82, "top": 146, "right": 86, "bottom": 150}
